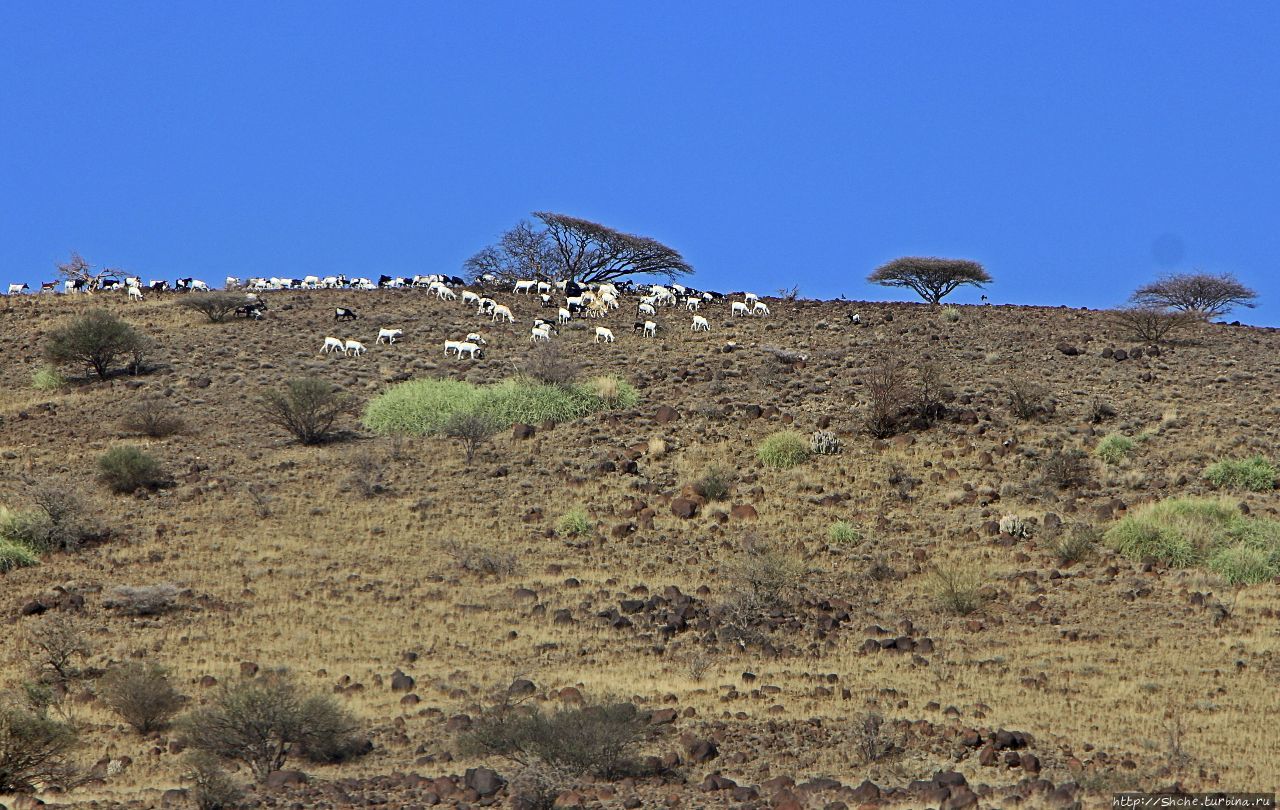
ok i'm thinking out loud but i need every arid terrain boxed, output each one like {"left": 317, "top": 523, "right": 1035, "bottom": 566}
{"left": 2, "top": 287, "right": 1279, "bottom": 810}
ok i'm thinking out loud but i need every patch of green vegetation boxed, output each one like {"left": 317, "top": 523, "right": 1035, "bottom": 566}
{"left": 756, "top": 430, "right": 811, "bottom": 469}
{"left": 1095, "top": 433, "right": 1136, "bottom": 465}
{"left": 1105, "top": 497, "right": 1280, "bottom": 583}
{"left": 940, "top": 306, "right": 961, "bottom": 323}
{"left": 828, "top": 521, "right": 861, "bottom": 545}
{"left": 32, "top": 365, "right": 66, "bottom": 391}
{"left": 557, "top": 508, "right": 592, "bottom": 538}
{"left": 363, "top": 377, "right": 636, "bottom": 436}
{"left": 1203, "top": 456, "right": 1277, "bottom": 492}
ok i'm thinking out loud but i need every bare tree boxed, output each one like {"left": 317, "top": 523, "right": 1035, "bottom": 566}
{"left": 1112, "top": 306, "right": 1195, "bottom": 343}
{"left": 258, "top": 378, "right": 356, "bottom": 445}
{"left": 863, "top": 357, "right": 909, "bottom": 438}
{"left": 443, "top": 411, "right": 499, "bottom": 465}
{"left": 1130, "top": 272, "right": 1258, "bottom": 319}
{"left": 463, "top": 220, "right": 563, "bottom": 283}
{"left": 177, "top": 292, "right": 245, "bottom": 323}
{"left": 868, "top": 256, "right": 991, "bottom": 304}
{"left": 55, "top": 252, "right": 120, "bottom": 289}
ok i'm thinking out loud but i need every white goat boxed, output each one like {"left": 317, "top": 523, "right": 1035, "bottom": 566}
{"left": 643, "top": 320, "right": 658, "bottom": 337}
{"left": 594, "top": 326, "right": 615, "bottom": 343}
{"left": 127, "top": 286, "right": 143, "bottom": 302}
{"left": 376, "top": 328, "right": 403, "bottom": 344}
{"left": 638, "top": 302, "right": 657, "bottom": 317}
{"left": 491, "top": 304, "right": 514, "bottom": 323}
{"left": 455, "top": 341, "right": 483, "bottom": 359}
{"left": 513, "top": 279, "right": 536, "bottom": 294}
{"left": 752, "top": 301, "right": 771, "bottom": 316}
{"left": 691, "top": 315, "right": 710, "bottom": 332}
{"left": 731, "top": 301, "right": 750, "bottom": 316}
{"left": 466, "top": 332, "right": 487, "bottom": 345}
{"left": 744, "top": 292, "right": 759, "bottom": 303}
{"left": 321, "top": 336, "right": 344, "bottom": 354}
{"left": 461, "top": 290, "right": 480, "bottom": 306}
{"left": 444, "top": 339, "right": 465, "bottom": 356}
{"left": 530, "top": 324, "right": 553, "bottom": 342}
{"left": 684, "top": 297, "right": 701, "bottom": 311}
{"left": 557, "top": 307, "right": 572, "bottom": 324}
{"left": 344, "top": 340, "right": 367, "bottom": 356}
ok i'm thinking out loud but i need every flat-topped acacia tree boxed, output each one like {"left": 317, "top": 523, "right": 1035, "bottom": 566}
{"left": 1130, "top": 272, "right": 1258, "bottom": 319}
{"left": 868, "top": 256, "right": 991, "bottom": 304}
{"left": 464, "top": 212, "right": 693, "bottom": 286}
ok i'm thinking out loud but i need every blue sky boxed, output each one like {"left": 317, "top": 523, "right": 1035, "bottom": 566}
{"left": 2, "top": 2, "right": 1278, "bottom": 323}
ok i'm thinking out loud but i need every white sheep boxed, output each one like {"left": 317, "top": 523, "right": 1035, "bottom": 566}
{"left": 594, "top": 326, "right": 615, "bottom": 343}
{"left": 691, "top": 315, "right": 710, "bottom": 332}
{"left": 753, "top": 301, "right": 771, "bottom": 316}
{"left": 491, "top": 304, "right": 514, "bottom": 322}
{"left": 643, "top": 320, "right": 658, "bottom": 337}
{"left": 638, "top": 302, "right": 657, "bottom": 317}
{"left": 344, "top": 339, "right": 367, "bottom": 356}
{"left": 731, "top": 301, "right": 749, "bottom": 316}
{"left": 376, "top": 328, "right": 403, "bottom": 344}
{"left": 321, "top": 336, "right": 345, "bottom": 354}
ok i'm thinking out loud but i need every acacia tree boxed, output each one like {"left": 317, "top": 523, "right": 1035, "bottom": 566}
{"left": 55, "top": 252, "right": 123, "bottom": 288}
{"left": 867, "top": 257, "right": 991, "bottom": 304}
{"left": 1130, "top": 272, "right": 1257, "bottom": 319}
{"left": 464, "top": 213, "right": 692, "bottom": 285}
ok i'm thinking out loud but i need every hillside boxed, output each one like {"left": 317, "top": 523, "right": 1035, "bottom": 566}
{"left": 2, "top": 288, "right": 1279, "bottom": 809}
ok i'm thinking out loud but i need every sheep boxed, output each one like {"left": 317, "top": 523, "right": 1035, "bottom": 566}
{"left": 513, "top": 279, "right": 537, "bottom": 294}
{"left": 691, "top": 315, "right": 710, "bottom": 332}
{"left": 7, "top": 283, "right": 29, "bottom": 294}
{"left": 643, "top": 320, "right": 658, "bottom": 337}
{"left": 638, "top": 302, "right": 657, "bottom": 317}
{"left": 127, "top": 286, "right": 143, "bottom": 302}
{"left": 752, "top": 301, "right": 771, "bottom": 316}
{"left": 557, "top": 307, "right": 572, "bottom": 324}
{"left": 376, "top": 328, "right": 403, "bottom": 344}
{"left": 731, "top": 301, "right": 749, "bottom": 316}
{"left": 335, "top": 307, "right": 358, "bottom": 321}
{"left": 344, "top": 340, "right": 367, "bottom": 357}
{"left": 465, "top": 332, "right": 487, "bottom": 345}
{"left": 594, "top": 326, "right": 615, "bottom": 343}
{"left": 491, "top": 304, "right": 515, "bottom": 323}
{"left": 321, "top": 336, "right": 345, "bottom": 353}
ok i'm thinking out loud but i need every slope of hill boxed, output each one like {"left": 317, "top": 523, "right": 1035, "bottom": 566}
{"left": 2, "top": 288, "right": 1278, "bottom": 809}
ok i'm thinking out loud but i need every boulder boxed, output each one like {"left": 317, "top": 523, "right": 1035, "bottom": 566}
{"left": 464, "top": 766, "right": 504, "bottom": 797}
{"left": 670, "top": 498, "right": 699, "bottom": 519}
{"left": 264, "top": 770, "right": 308, "bottom": 789}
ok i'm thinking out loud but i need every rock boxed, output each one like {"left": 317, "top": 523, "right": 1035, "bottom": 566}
{"left": 655, "top": 406, "right": 680, "bottom": 423}
{"left": 649, "top": 708, "right": 678, "bottom": 725}
{"left": 239, "top": 661, "right": 259, "bottom": 678}
{"left": 512, "top": 423, "right": 535, "bottom": 439}
{"left": 508, "top": 678, "right": 537, "bottom": 697}
{"left": 1113, "top": 348, "right": 1128, "bottom": 361}
{"left": 465, "top": 766, "right": 504, "bottom": 797}
{"left": 700, "top": 773, "right": 736, "bottom": 791}
{"left": 730, "top": 503, "right": 758, "bottom": 521}
{"left": 943, "top": 786, "right": 979, "bottom": 809}
{"left": 686, "top": 738, "right": 719, "bottom": 763}
{"left": 847, "top": 780, "right": 880, "bottom": 802}
{"left": 670, "top": 498, "right": 699, "bottom": 519}
{"left": 264, "top": 770, "right": 308, "bottom": 789}
{"left": 1055, "top": 342, "right": 1079, "bottom": 356}
{"left": 19, "top": 601, "right": 47, "bottom": 616}
{"left": 390, "top": 669, "right": 415, "bottom": 692}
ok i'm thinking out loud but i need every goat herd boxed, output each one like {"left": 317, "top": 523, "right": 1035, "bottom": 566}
{"left": 5, "top": 273, "right": 799, "bottom": 364}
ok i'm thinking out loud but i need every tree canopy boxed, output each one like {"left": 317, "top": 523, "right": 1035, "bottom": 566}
{"left": 1130, "top": 272, "right": 1258, "bottom": 319}
{"left": 867, "top": 257, "right": 991, "bottom": 304}
{"left": 464, "top": 213, "right": 692, "bottom": 285}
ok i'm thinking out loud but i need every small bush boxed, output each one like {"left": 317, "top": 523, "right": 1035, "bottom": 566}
{"left": 98, "top": 445, "right": 166, "bottom": 493}
{"left": 461, "top": 697, "right": 646, "bottom": 778}
{"left": 259, "top": 377, "right": 356, "bottom": 445}
{"left": 1105, "top": 497, "right": 1280, "bottom": 582}
{"left": 732, "top": 545, "right": 803, "bottom": 612}
{"left": 757, "top": 430, "right": 811, "bottom": 469}
{"left": 0, "top": 536, "right": 39, "bottom": 572}
{"left": 184, "top": 751, "right": 243, "bottom": 810}
{"left": 44, "top": 309, "right": 147, "bottom": 380}
{"left": 694, "top": 466, "right": 733, "bottom": 501}
{"left": 23, "top": 614, "right": 90, "bottom": 685}
{"left": 120, "top": 399, "right": 186, "bottom": 438}
{"left": 177, "top": 292, "right": 246, "bottom": 323}
{"left": 1204, "top": 456, "right": 1277, "bottom": 492}
{"left": 443, "top": 539, "right": 518, "bottom": 577}
{"left": 443, "top": 410, "right": 499, "bottom": 465}
{"left": 999, "top": 514, "right": 1034, "bottom": 539}
{"left": 1053, "top": 523, "right": 1100, "bottom": 565}
{"left": 930, "top": 564, "right": 986, "bottom": 615}
{"left": 810, "top": 430, "right": 840, "bottom": 455}
{"left": 1088, "top": 398, "right": 1117, "bottom": 423}
{"left": 1007, "top": 378, "right": 1052, "bottom": 420}
{"left": 32, "top": 366, "right": 66, "bottom": 391}
{"left": 1, "top": 485, "right": 96, "bottom": 553}
{"left": 863, "top": 357, "right": 909, "bottom": 438}
{"left": 940, "top": 306, "right": 961, "bottom": 323}
{"left": 1040, "top": 448, "right": 1092, "bottom": 490}
{"left": 1096, "top": 434, "right": 1136, "bottom": 465}
{"left": 1112, "top": 306, "right": 1194, "bottom": 343}
{"left": 520, "top": 342, "right": 580, "bottom": 386}
{"left": 102, "top": 583, "right": 181, "bottom": 616}
{"left": 99, "top": 662, "right": 184, "bottom": 733}
{"left": 0, "top": 699, "right": 79, "bottom": 792}
{"left": 828, "top": 521, "right": 861, "bottom": 545}
{"left": 558, "top": 508, "right": 592, "bottom": 538}
{"left": 179, "top": 672, "right": 362, "bottom": 781}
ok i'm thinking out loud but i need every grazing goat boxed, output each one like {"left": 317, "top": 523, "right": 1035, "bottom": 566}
{"left": 530, "top": 324, "right": 553, "bottom": 342}
{"left": 513, "top": 279, "right": 537, "bottom": 294}
{"left": 540, "top": 293, "right": 553, "bottom": 308}
{"left": 557, "top": 307, "right": 572, "bottom": 324}
{"left": 322, "top": 337, "right": 345, "bottom": 353}
{"left": 461, "top": 290, "right": 480, "bottom": 306}
{"left": 638, "top": 302, "right": 657, "bottom": 317}
{"left": 594, "top": 326, "right": 615, "bottom": 343}
{"left": 643, "top": 320, "right": 658, "bottom": 337}
{"left": 684, "top": 297, "right": 700, "bottom": 311}
{"left": 127, "top": 286, "right": 144, "bottom": 302}
{"left": 744, "top": 292, "right": 759, "bottom": 303}
{"left": 7, "top": 283, "right": 29, "bottom": 294}
{"left": 465, "top": 332, "right": 486, "bottom": 345}
{"left": 691, "top": 315, "right": 710, "bottom": 332}
{"left": 344, "top": 340, "right": 367, "bottom": 357}
{"left": 491, "top": 304, "right": 514, "bottom": 323}
{"left": 731, "top": 301, "right": 749, "bottom": 316}
{"left": 335, "top": 307, "right": 358, "bottom": 321}
{"left": 846, "top": 312, "right": 861, "bottom": 325}
{"left": 752, "top": 301, "right": 771, "bottom": 316}
{"left": 444, "top": 339, "right": 465, "bottom": 356}
{"left": 454, "top": 341, "right": 483, "bottom": 359}
{"left": 434, "top": 285, "right": 456, "bottom": 300}
{"left": 376, "top": 328, "right": 403, "bottom": 344}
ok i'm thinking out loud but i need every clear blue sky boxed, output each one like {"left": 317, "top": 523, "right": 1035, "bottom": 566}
{"left": 3, "top": 2, "right": 1278, "bottom": 323}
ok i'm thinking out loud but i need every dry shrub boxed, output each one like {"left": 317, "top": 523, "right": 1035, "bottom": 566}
{"left": 1007, "top": 378, "right": 1052, "bottom": 420}
{"left": 23, "top": 614, "right": 90, "bottom": 686}
{"left": 863, "top": 357, "right": 909, "bottom": 438}
{"left": 120, "top": 399, "right": 185, "bottom": 438}
{"left": 443, "top": 539, "right": 518, "bottom": 577}
{"left": 1112, "top": 306, "right": 1194, "bottom": 343}
{"left": 183, "top": 751, "right": 243, "bottom": 810}
{"left": 102, "top": 583, "right": 181, "bottom": 616}
{"left": 99, "top": 662, "right": 184, "bottom": 733}
{"left": 930, "top": 564, "right": 987, "bottom": 616}
{"left": 694, "top": 466, "right": 734, "bottom": 501}
{"left": 0, "top": 698, "right": 79, "bottom": 792}
{"left": 177, "top": 292, "right": 246, "bottom": 323}
{"left": 1040, "top": 448, "right": 1092, "bottom": 490}
{"left": 345, "top": 449, "right": 389, "bottom": 496}
{"left": 521, "top": 342, "right": 580, "bottom": 386}
{"left": 443, "top": 410, "right": 499, "bottom": 465}
{"left": 258, "top": 377, "right": 356, "bottom": 445}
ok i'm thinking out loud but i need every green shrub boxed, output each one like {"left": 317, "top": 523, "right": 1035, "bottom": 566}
{"left": 1096, "top": 434, "right": 1136, "bottom": 465}
{"left": 1105, "top": 496, "right": 1280, "bottom": 583}
{"left": 828, "top": 521, "right": 861, "bottom": 545}
{"left": 43, "top": 309, "right": 147, "bottom": 380}
{"left": 0, "top": 537, "right": 39, "bottom": 573}
{"left": 1203, "top": 456, "right": 1277, "bottom": 492}
{"left": 97, "top": 446, "right": 166, "bottom": 493}
{"left": 930, "top": 564, "right": 987, "bottom": 616}
{"left": 32, "top": 366, "right": 66, "bottom": 391}
{"left": 756, "top": 430, "right": 811, "bottom": 469}
{"left": 363, "top": 377, "right": 636, "bottom": 436}
{"left": 694, "top": 466, "right": 733, "bottom": 501}
{"left": 460, "top": 698, "right": 646, "bottom": 778}
{"left": 557, "top": 509, "right": 591, "bottom": 538}
{"left": 99, "top": 662, "right": 184, "bottom": 733}
{"left": 0, "top": 488, "right": 95, "bottom": 553}
{"left": 0, "top": 699, "right": 79, "bottom": 791}
{"left": 940, "top": 306, "right": 961, "bottom": 323}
